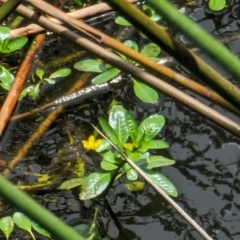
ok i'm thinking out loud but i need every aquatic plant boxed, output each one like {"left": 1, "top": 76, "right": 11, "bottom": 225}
{"left": 19, "top": 68, "right": 71, "bottom": 100}
{"left": 74, "top": 40, "right": 160, "bottom": 103}
{"left": 0, "top": 212, "right": 51, "bottom": 240}
{"left": 60, "top": 103, "right": 177, "bottom": 200}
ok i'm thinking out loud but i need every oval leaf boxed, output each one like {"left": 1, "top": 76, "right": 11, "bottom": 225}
{"left": 32, "top": 221, "right": 51, "bottom": 238}
{"left": 13, "top": 212, "right": 33, "bottom": 236}
{"left": 144, "top": 171, "right": 177, "bottom": 197}
{"left": 102, "top": 151, "right": 118, "bottom": 164}
{"left": 100, "top": 160, "right": 118, "bottom": 170}
{"left": 137, "top": 114, "right": 165, "bottom": 142}
{"left": 141, "top": 43, "right": 161, "bottom": 58}
{"left": 80, "top": 172, "right": 112, "bottom": 200}
{"left": 109, "top": 105, "right": 129, "bottom": 145}
{"left": 127, "top": 168, "right": 138, "bottom": 180}
{"left": 147, "top": 156, "right": 175, "bottom": 169}
{"left": 98, "top": 117, "right": 120, "bottom": 146}
{"left": 49, "top": 68, "right": 71, "bottom": 78}
{"left": 91, "top": 68, "right": 121, "bottom": 84}
{"left": 74, "top": 59, "right": 104, "bottom": 73}
{"left": 95, "top": 139, "right": 111, "bottom": 153}
{"left": 141, "top": 140, "right": 169, "bottom": 149}
{"left": 0, "top": 216, "right": 14, "bottom": 240}
{"left": 29, "top": 84, "right": 40, "bottom": 99}
{"left": 0, "top": 65, "right": 14, "bottom": 90}
{"left": 208, "top": 0, "right": 226, "bottom": 11}
{"left": 36, "top": 69, "right": 44, "bottom": 80}
{"left": 133, "top": 80, "right": 159, "bottom": 103}
{"left": 123, "top": 40, "right": 138, "bottom": 52}
{"left": 115, "top": 16, "right": 132, "bottom": 26}
{"left": 59, "top": 178, "right": 83, "bottom": 190}
{"left": 5, "top": 37, "right": 28, "bottom": 53}
{"left": 44, "top": 78, "right": 56, "bottom": 84}
{"left": 125, "top": 110, "right": 138, "bottom": 143}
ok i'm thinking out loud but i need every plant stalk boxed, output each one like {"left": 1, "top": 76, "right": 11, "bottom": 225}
{"left": 105, "top": 0, "right": 240, "bottom": 107}
{"left": 5, "top": 3, "right": 240, "bottom": 138}
{"left": 0, "top": 174, "right": 86, "bottom": 240}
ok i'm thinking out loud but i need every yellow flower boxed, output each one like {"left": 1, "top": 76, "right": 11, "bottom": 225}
{"left": 82, "top": 135, "right": 102, "bottom": 150}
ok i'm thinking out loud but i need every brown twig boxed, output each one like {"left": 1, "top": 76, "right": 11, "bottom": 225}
{"left": 22, "top": 0, "right": 240, "bottom": 115}
{"left": 0, "top": 33, "right": 46, "bottom": 136}
{"left": 4, "top": 4, "right": 240, "bottom": 138}
{"left": 9, "top": 0, "right": 138, "bottom": 39}
{"left": 2, "top": 73, "right": 91, "bottom": 177}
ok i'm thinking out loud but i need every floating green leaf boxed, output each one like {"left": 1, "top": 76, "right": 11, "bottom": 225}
{"left": 144, "top": 170, "right": 177, "bottom": 197}
{"left": 109, "top": 105, "right": 129, "bottom": 145}
{"left": 0, "top": 216, "right": 14, "bottom": 240}
{"left": 133, "top": 80, "right": 159, "bottom": 103}
{"left": 123, "top": 40, "right": 138, "bottom": 52}
{"left": 143, "top": 4, "right": 162, "bottom": 21}
{"left": 29, "top": 84, "right": 40, "bottom": 99}
{"left": 44, "top": 78, "right": 56, "bottom": 84}
{"left": 36, "top": 69, "right": 44, "bottom": 80}
{"left": 74, "top": 59, "right": 104, "bottom": 73}
{"left": 100, "top": 160, "right": 118, "bottom": 171}
{"left": 59, "top": 178, "right": 83, "bottom": 190}
{"left": 98, "top": 117, "right": 120, "bottom": 146}
{"left": 208, "top": 0, "right": 226, "bottom": 11}
{"left": 147, "top": 156, "right": 175, "bottom": 169}
{"left": 49, "top": 68, "right": 71, "bottom": 78}
{"left": 95, "top": 139, "right": 111, "bottom": 153}
{"left": 5, "top": 37, "right": 28, "bottom": 53}
{"left": 0, "top": 65, "right": 14, "bottom": 90}
{"left": 91, "top": 68, "right": 121, "bottom": 84}
{"left": 137, "top": 114, "right": 165, "bottom": 142}
{"left": 19, "top": 85, "right": 34, "bottom": 100}
{"left": 125, "top": 110, "right": 138, "bottom": 143}
{"left": 32, "top": 221, "right": 51, "bottom": 238}
{"left": 141, "top": 140, "right": 169, "bottom": 149}
{"left": 13, "top": 212, "right": 35, "bottom": 240}
{"left": 141, "top": 43, "right": 161, "bottom": 58}
{"left": 102, "top": 151, "right": 118, "bottom": 164}
{"left": 115, "top": 16, "right": 132, "bottom": 26}
{"left": 80, "top": 172, "right": 112, "bottom": 200}
{"left": 73, "top": 224, "right": 90, "bottom": 237}
{"left": 127, "top": 168, "right": 138, "bottom": 180}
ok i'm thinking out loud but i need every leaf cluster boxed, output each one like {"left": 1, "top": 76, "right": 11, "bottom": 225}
{"left": 74, "top": 40, "right": 160, "bottom": 103}
{"left": 76, "top": 104, "right": 177, "bottom": 200}
{"left": 0, "top": 212, "right": 51, "bottom": 240}
{"left": 0, "top": 26, "right": 28, "bottom": 54}
{"left": 19, "top": 68, "right": 71, "bottom": 100}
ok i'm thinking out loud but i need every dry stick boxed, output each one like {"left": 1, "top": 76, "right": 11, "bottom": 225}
{"left": 8, "top": 6, "right": 240, "bottom": 137}
{"left": 106, "top": 0, "right": 240, "bottom": 107}
{"left": 27, "top": 0, "right": 240, "bottom": 107}
{"left": 10, "top": 77, "right": 124, "bottom": 121}
{"left": 2, "top": 73, "right": 91, "bottom": 177}
{"left": 23, "top": 0, "right": 240, "bottom": 115}
{"left": 0, "top": 33, "right": 46, "bottom": 136}
{"left": 5, "top": 0, "right": 237, "bottom": 117}
{"left": 8, "top": 0, "right": 138, "bottom": 38}
{"left": 92, "top": 125, "right": 213, "bottom": 240}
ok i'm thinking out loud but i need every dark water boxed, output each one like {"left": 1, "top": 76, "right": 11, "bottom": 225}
{"left": 1, "top": 1, "right": 240, "bottom": 240}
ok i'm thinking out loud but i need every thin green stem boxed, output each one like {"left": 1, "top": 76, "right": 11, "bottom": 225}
{"left": 0, "top": 0, "right": 25, "bottom": 23}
